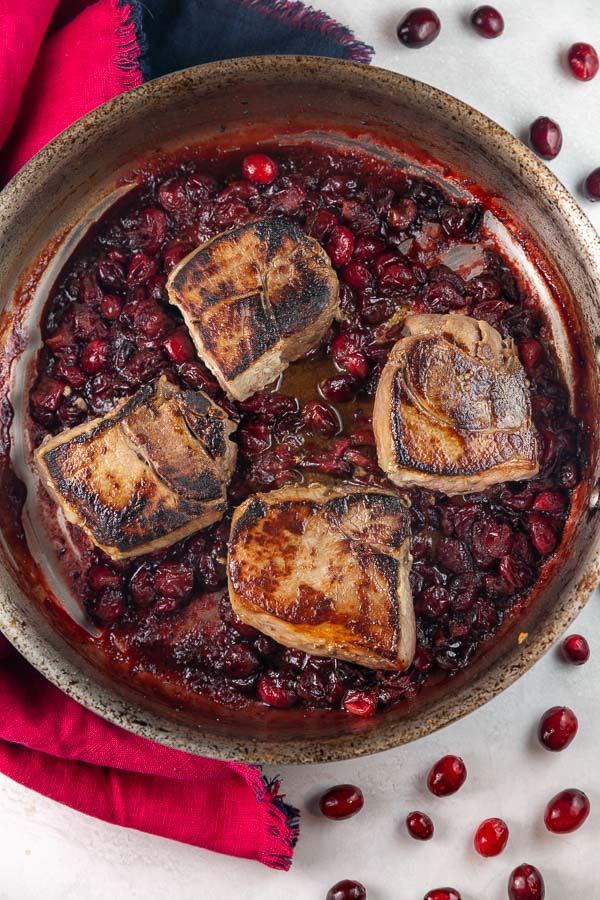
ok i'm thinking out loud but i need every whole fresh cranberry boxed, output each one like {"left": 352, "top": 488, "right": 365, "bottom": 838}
{"left": 529, "top": 117, "right": 563, "bottom": 160}
{"left": 423, "top": 890, "right": 461, "bottom": 900}
{"left": 397, "top": 8, "right": 441, "bottom": 48}
{"left": 561, "top": 633, "right": 590, "bottom": 664}
{"left": 406, "top": 810, "right": 434, "bottom": 840}
{"left": 508, "top": 864, "right": 545, "bottom": 900}
{"left": 584, "top": 167, "right": 600, "bottom": 201}
{"left": 326, "top": 880, "right": 366, "bottom": 900}
{"left": 241, "top": 153, "right": 278, "bottom": 184}
{"left": 473, "top": 817, "right": 509, "bottom": 856}
{"left": 538, "top": 706, "right": 578, "bottom": 751}
{"left": 427, "top": 755, "right": 467, "bottom": 796}
{"left": 319, "top": 784, "right": 364, "bottom": 820}
{"left": 567, "top": 42, "right": 599, "bottom": 81}
{"left": 544, "top": 788, "right": 590, "bottom": 833}
{"left": 470, "top": 5, "right": 504, "bottom": 38}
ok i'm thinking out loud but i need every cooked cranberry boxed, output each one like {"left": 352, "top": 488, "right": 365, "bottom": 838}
{"left": 341, "top": 260, "right": 373, "bottom": 291}
{"left": 99, "top": 294, "right": 123, "bottom": 321}
{"left": 508, "top": 864, "right": 545, "bottom": 900}
{"left": 532, "top": 490, "right": 566, "bottom": 514}
{"left": 88, "top": 564, "right": 121, "bottom": 591}
{"left": 162, "top": 329, "right": 195, "bottom": 363}
{"left": 127, "top": 252, "right": 158, "bottom": 285}
{"left": 241, "top": 153, "right": 278, "bottom": 184}
{"left": 90, "top": 587, "right": 126, "bottom": 623}
{"left": 153, "top": 561, "right": 194, "bottom": 601}
{"left": 342, "top": 688, "right": 377, "bottom": 716}
{"left": 302, "top": 400, "right": 339, "bottom": 436}
{"left": 223, "top": 642, "right": 259, "bottom": 677}
{"left": 561, "top": 633, "right": 590, "bottom": 664}
{"left": 162, "top": 242, "right": 191, "bottom": 271}
{"left": 326, "top": 226, "right": 355, "bottom": 268}
{"left": 406, "top": 810, "right": 434, "bottom": 840}
{"left": 319, "top": 784, "right": 364, "bottom": 820}
{"left": 538, "top": 705, "right": 578, "bottom": 752}
{"left": 529, "top": 117, "right": 563, "bottom": 160}
{"left": 518, "top": 338, "right": 544, "bottom": 374}
{"left": 387, "top": 198, "right": 418, "bottom": 230}
{"left": 482, "top": 521, "right": 512, "bottom": 558}
{"left": 397, "top": 8, "right": 441, "bottom": 47}
{"left": 423, "top": 890, "right": 461, "bottom": 900}
{"left": 584, "top": 167, "right": 600, "bottom": 201}
{"left": 240, "top": 420, "right": 271, "bottom": 453}
{"left": 320, "top": 374, "right": 356, "bottom": 403}
{"left": 310, "top": 209, "right": 338, "bottom": 241}
{"left": 353, "top": 235, "right": 385, "bottom": 261}
{"left": 129, "top": 566, "right": 156, "bottom": 606}
{"left": 544, "top": 788, "right": 590, "bottom": 833}
{"left": 378, "top": 263, "right": 416, "bottom": 291}
{"left": 568, "top": 42, "right": 599, "bottom": 81}
{"left": 526, "top": 513, "right": 558, "bottom": 556}
{"left": 470, "top": 5, "right": 504, "bottom": 38}
{"left": 81, "top": 339, "right": 110, "bottom": 374}
{"left": 474, "top": 817, "right": 509, "bottom": 857}
{"left": 257, "top": 671, "right": 297, "bottom": 708}
{"left": 440, "top": 205, "right": 477, "bottom": 238}
{"left": 54, "top": 359, "right": 86, "bottom": 389}
{"left": 427, "top": 755, "right": 467, "bottom": 796}
{"left": 327, "top": 880, "right": 366, "bottom": 900}
{"left": 417, "top": 585, "right": 450, "bottom": 618}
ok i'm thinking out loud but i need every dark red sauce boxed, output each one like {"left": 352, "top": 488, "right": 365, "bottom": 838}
{"left": 25, "top": 144, "right": 581, "bottom": 714}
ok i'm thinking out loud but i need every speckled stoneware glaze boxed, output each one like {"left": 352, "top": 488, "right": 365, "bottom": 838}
{"left": 0, "top": 57, "right": 599, "bottom": 764}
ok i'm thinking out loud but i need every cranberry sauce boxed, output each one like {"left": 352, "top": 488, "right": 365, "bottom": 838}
{"left": 27, "top": 144, "right": 581, "bottom": 714}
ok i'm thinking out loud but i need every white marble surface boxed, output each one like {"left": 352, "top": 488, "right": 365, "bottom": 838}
{"left": 2, "top": 2, "right": 599, "bottom": 898}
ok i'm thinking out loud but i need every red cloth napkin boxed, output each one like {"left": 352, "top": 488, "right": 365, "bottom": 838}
{"left": 0, "top": 1, "right": 298, "bottom": 869}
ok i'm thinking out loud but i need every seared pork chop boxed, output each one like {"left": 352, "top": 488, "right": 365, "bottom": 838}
{"left": 166, "top": 217, "right": 340, "bottom": 401}
{"left": 34, "top": 376, "right": 237, "bottom": 559}
{"left": 373, "top": 313, "right": 538, "bottom": 494}
{"left": 227, "top": 483, "right": 415, "bottom": 671}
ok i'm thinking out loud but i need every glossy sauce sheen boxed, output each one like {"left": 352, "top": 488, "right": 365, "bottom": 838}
{"left": 24, "top": 145, "right": 582, "bottom": 714}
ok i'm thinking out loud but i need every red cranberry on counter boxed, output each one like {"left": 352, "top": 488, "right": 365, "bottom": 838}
{"left": 508, "top": 864, "right": 545, "bottom": 900}
{"left": 561, "top": 633, "right": 590, "bottom": 664}
{"left": 538, "top": 706, "right": 578, "bottom": 751}
{"left": 423, "top": 889, "right": 461, "bottom": 900}
{"left": 326, "top": 880, "right": 366, "bottom": 900}
{"left": 406, "top": 810, "right": 434, "bottom": 840}
{"left": 567, "top": 42, "right": 599, "bottom": 81}
{"left": 241, "top": 153, "right": 278, "bottom": 184}
{"left": 319, "top": 784, "right": 364, "bottom": 820}
{"left": 397, "top": 8, "right": 441, "bottom": 48}
{"left": 529, "top": 117, "right": 563, "bottom": 160}
{"left": 544, "top": 788, "right": 590, "bottom": 833}
{"left": 473, "top": 817, "right": 509, "bottom": 857}
{"left": 584, "top": 167, "right": 600, "bottom": 201}
{"left": 427, "top": 755, "right": 467, "bottom": 797}
{"left": 470, "top": 6, "right": 504, "bottom": 38}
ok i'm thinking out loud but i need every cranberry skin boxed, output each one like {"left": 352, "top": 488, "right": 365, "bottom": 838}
{"left": 326, "top": 880, "right": 366, "bottom": 900}
{"left": 302, "top": 400, "right": 339, "bottom": 436}
{"left": 99, "top": 294, "right": 123, "bottom": 321}
{"left": 326, "top": 226, "right": 355, "bottom": 268}
{"left": 538, "top": 706, "right": 578, "bottom": 751}
{"left": 257, "top": 671, "right": 297, "bottom": 708}
{"left": 584, "top": 167, "right": 600, "bottom": 201}
{"left": 474, "top": 817, "right": 509, "bottom": 857}
{"left": 406, "top": 810, "right": 434, "bottom": 840}
{"left": 81, "top": 339, "right": 110, "bottom": 374}
{"left": 397, "top": 8, "right": 441, "bottom": 48}
{"left": 562, "top": 633, "right": 590, "bottom": 664}
{"left": 319, "top": 784, "right": 364, "bottom": 820}
{"left": 529, "top": 117, "right": 563, "bottom": 160}
{"left": 544, "top": 788, "right": 590, "bottom": 834}
{"left": 427, "top": 755, "right": 467, "bottom": 797}
{"left": 508, "top": 864, "right": 545, "bottom": 900}
{"left": 568, "top": 42, "right": 599, "bottom": 81}
{"left": 470, "top": 6, "right": 504, "bottom": 38}
{"left": 423, "top": 890, "right": 461, "bottom": 900}
{"left": 241, "top": 153, "right": 278, "bottom": 184}
{"left": 342, "top": 689, "right": 377, "bottom": 717}
{"left": 153, "top": 561, "right": 194, "bottom": 601}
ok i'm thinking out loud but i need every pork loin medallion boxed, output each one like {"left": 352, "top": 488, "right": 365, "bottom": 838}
{"left": 166, "top": 216, "right": 340, "bottom": 401}
{"left": 373, "top": 313, "right": 539, "bottom": 494}
{"left": 34, "top": 376, "right": 237, "bottom": 559}
{"left": 227, "top": 483, "right": 415, "bottom": 671}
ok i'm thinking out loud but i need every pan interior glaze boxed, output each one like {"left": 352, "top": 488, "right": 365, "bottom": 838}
{"left": 0, "top": 57, "right": 599, "bottom": 764}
